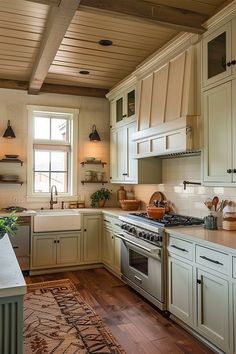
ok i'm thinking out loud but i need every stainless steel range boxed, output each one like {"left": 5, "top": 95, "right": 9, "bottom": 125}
{"left": 116, "top": 213, "right": 203, "bottom": 311}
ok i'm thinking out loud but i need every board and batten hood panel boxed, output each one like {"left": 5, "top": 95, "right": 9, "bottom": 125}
{"left": 133, "top": 44, "right": 201, "bottom": 158}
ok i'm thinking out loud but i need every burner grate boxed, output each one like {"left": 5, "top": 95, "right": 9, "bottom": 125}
{"left": 128, "top": 212, "right": 203, "bottom": 227}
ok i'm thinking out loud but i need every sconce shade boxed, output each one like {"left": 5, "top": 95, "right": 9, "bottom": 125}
{"left": 3, "top": 120, "right": 16, "bottom": 139}
{"left": 89, "top": 124, "right": 101, "bottom": 141}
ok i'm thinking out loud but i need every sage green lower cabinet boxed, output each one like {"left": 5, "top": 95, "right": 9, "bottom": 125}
{"left": 83, "top": 214, "right": 102, "bottom": 263}
{"left": 102, "top": 213, "right": 121, "bottom": 276}
{"left": 32, "top": 231, "right": 81, "bottom": 269}
{"left": 197, "top": 268, "right": 230, "bottom": 353}
{"left": 168, "top": 257, "right": 194, "bottom": 326}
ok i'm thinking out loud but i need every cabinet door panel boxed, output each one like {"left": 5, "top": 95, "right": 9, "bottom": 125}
{"left": 197, "top": 269, "right": 229, "bottom": 352}
{"left": 232, "top": 19, "right": 236, "bottom": 76}
{"left": 168, "top": 257, "right": 193, "bottom": 326}
{"left": 165, "top": 52, "right": 185, "bottom": 122}
{"left": 203, "top": 22, "right": 231, "bottom": 87}
{"left": 83, "top": 215, "right": 101, "bottom": 263}
{"left": 102, "top": 227, "right": 114, "bottom": 267}
{"left": 203, "top": 82, "right": 232, "bottom": 182}
{"left": 138, "top": 74, "right": 153, "bottom": 131}
{"left": 32, "top": 236, "right": 56, "bottom": 268}
{"left": 150, "top": 64, "right": 168, "bottom": 127}
{"left": 232, "top": 79, "right": 236, "bottom": 182}
{"left": 125, "top": 122, "right": 137, "bottom": 183}
{"left": 57, "top": 233, "right": 81, "bottom": 265}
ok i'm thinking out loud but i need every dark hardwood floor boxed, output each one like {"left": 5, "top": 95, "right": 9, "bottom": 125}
{"left": 25, "top": 268, "right": 214, "bottom": 354}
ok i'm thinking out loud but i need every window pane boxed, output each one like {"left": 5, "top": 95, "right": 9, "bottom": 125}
{"left": 34, "top": 172, "right": 49, "bottom": 192}
{"left": 51, "top": 119, "right": 67, "bottom": 141}
{"left": 51, "top": 172, "right": 67, "bottom": 193}
{"left": 34, "top": 151, "right": 50, "bottom": 171}
{"left": 51, "top": 151, "right": 67, "bottom": 171}
{"left": 34, "top": 117, "right": 50, "bottom": 139}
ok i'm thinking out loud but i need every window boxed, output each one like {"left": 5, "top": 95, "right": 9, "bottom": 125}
{"left": 27, "top": 106, "right": 79, "bottom": 199}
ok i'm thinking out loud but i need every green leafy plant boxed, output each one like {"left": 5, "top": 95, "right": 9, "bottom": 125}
{"left": 90, "top": 188, "right": 111, "bottom": 208}
{"left": 0, "top": 212, "right": 18, "bottom": 239}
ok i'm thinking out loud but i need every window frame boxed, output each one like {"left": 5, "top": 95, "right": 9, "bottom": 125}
{"left": 27, "top": 105, "right": 79, "bottom": 201}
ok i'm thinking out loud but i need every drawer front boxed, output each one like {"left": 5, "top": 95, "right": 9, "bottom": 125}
{"left": 103, "top": 214, "right": 114, "bottom": 229}
{"left": 196, "top": 245, "right": 230, "bottom": 275}
{"left": 232, "top": 257, "right": 236, "bottom": 279}
{"left": 168, "top": 236, "right": 193, "bottom": 261}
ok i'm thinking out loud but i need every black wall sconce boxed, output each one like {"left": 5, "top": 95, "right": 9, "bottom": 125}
{"left": 3, "top": 120, "right": 16, "bottom": 139}
{"left": 89, "top": 124, "right": 101, "bottom": 141}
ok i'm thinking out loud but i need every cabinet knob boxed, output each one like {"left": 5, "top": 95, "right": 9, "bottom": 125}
{"left": 122, "top": 114, "right": 127, "bottom": 118}
{"left": 233, "top": 169, "right": 236, "bottom": 173}
{"left": 227, "top": 169, "right": 232, "bottom": 173}
{"left": 57, "top": 240, "right": 60, "bottom": 243}
{"left": 197, "top": 279, "right": 202, "bottom": 285}
{"left": 227, "top": 61, "right": 232, "bottom": 67}
{"left": 84, "top": 229, "right": 87, "bottom": 232}
{"left": 54, "top": 240, "right": 57, "bottom": 243}
{"left": 232, "top": 60, "right": 236, "bottom": 65}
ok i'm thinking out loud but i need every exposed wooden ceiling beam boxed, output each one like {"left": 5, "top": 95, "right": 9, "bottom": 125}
{"left": 28, "top": 0, "right": 81, "bottom": 95}
{"left": 79, "top": 0, "right": 207, "bottom": 34}
{"left": 0, "top": 79, "right": 108, "bottom": 98}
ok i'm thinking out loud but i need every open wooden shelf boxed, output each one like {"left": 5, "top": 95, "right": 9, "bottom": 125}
{"left": 0, "top": 159, "right": 23, "bottom": 166}
{"left": 81, "top": 180, "right": 108, "bottom": 185}
{"left": 81, "top": 161, "right": 106, "bottom": 167}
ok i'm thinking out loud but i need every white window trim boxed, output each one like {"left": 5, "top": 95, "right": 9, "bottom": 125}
{"left": 26, "top": 105, "right": 79, "bottom": 202}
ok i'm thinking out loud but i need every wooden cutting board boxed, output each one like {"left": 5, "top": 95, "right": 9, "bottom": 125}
{"left": 149, "top": 191, "right": 165, "bottom": 206}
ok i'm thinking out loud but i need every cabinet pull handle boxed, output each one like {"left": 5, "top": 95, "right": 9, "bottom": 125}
{"left": 13, "top": 246, "right": 19, "bottom": 249}
{"left": 170, "top": 244, "right": 188, "bottom": 252}
{"left": 227, "top": 61, "right": 232, "bottom": 67}
{"left": 232, "top": 60, "right": 236, "bottom": 65}
{"left": 134, "top": 275, "right": 142, "bottom": 284}
{"left": 200, "top": 255, "right": 223, "bottom": 265}
{"left": 84, "top": 229, "right": 87, "bottom": 232}
{"left": 112, "top": 236, "right": 114, "bottom": 239}
{"left": 122, "top": 173, "right": 128, "bottom": 176}
{"left": 227, "top": 169, "right": 232, "bottom": 173}
{"left": 233, "top": 169, "right": 236, "bottom": 173}
{"left": 197, "top": 279, "right": 202, "bottom": 285}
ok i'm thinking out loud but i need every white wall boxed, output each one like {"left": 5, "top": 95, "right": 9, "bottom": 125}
{"left": 134, "top": 156, "right": 236, "bottom": 217}
{"left": 0, "top": 88, "right": 119, "bottom": 209}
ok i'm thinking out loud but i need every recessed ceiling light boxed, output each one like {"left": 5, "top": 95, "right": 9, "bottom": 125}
{"left": 98, "top": 39, "right": 113, "bottom": 46}
{"left": 79, "top": 70, "right": 90, "bottom": 75}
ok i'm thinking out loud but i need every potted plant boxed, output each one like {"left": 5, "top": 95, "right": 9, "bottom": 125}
{"left": 90, "top": 188, "right": 111, "bottom": 208}
{"left": 0, "top": 212, "right": 18, "bottom": 239}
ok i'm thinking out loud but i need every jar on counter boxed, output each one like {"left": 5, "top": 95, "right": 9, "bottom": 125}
{"left": 126, "top": 189, "right": 135, "bottom": 200}
{"left": 117, "top": 186, "right": 126, "bottom": 205}
{"left": 222, "top": 212, "right": 236, "bottom": 230}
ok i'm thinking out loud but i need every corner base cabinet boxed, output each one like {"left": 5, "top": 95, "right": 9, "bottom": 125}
{"left": 83, "top": 214, "right": 102, "bottom": 263}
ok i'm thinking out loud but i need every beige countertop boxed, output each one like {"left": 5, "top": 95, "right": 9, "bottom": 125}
{"left": 166, "top": 226, "right": 236, "bottom": 253}
{"left": 0, "top": 210, "right": 36, "bottom": 217}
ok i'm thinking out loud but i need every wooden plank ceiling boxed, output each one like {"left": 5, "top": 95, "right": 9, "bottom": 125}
{"left": 0, "top": 0, "right": 232, "bottom": 96}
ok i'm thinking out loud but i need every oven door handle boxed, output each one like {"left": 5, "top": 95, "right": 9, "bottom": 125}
{"left": 115, "top": 233, "right": 158, "bottom": 254}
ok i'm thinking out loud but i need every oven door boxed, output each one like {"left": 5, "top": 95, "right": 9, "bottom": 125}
{"left": 116, "top": 233, "right": 164, "bottom": 304}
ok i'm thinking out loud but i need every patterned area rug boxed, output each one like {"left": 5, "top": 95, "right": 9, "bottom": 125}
{"left": 24, "top": 279, "right": 125, "bottom": 354}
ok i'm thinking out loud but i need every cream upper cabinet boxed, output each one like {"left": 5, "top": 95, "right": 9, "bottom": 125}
{"left": 203, "top": 19, "right": 236, "bottom": 88}
{"left": 110, "top": 86, "right": 135, "bottom": 129}
{"left": 203, "top": 80, "right": 236, "bottom": 184}
{"left": 203, "top": 82, "right": 232, "bottom": 183}
{"left": 110, "top": 121, "right": 162, "bottom": 184}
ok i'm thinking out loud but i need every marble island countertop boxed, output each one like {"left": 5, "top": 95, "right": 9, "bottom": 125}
{"left": 0, "top": 234, "right": 26, "bottom": 297}
{"left": 166, "top": 225, "right": 236, "bottom": 253}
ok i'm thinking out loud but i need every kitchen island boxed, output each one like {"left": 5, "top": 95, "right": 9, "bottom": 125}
{"left": 0, "top": 234, "right": 26, "bottom": 354}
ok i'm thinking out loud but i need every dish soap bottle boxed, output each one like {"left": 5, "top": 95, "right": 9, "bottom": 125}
{"left": 117, "top": 186, "right": 126, "bottom": 206}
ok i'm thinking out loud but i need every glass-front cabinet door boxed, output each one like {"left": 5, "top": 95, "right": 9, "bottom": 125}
{"left": 127, "top": 89, "right": 135, "bottom": 118}
{"left": 203, "top": 22, "right": 231, "bottom": 87}
{"left": 110, "top": 86, "right": 136, "bottom": 128}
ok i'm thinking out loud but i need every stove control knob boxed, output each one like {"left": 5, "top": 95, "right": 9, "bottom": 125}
{"left": 149, "top": 235, "right": 154, "bottom": 242}
{"left": 138, "top": 231, "right": 144, "bottom": 238}
{"left": 121, "top": 224, "right": 127, "bottom": 230}
{"left": 129, "top": 227, "right": 136, "bottom": 234}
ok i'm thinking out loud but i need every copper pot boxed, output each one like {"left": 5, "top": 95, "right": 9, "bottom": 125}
{"left": 146, "top": 206, "right": 165, "bottom": 219}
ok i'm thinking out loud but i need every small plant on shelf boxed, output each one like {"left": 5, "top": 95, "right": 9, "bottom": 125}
{"left": 0, "top": 212, "right": 18, "bottom": 239}
{"left": 90, "top": 188, "right": 111, "bottom": 208}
